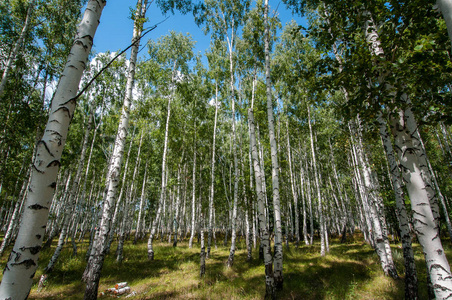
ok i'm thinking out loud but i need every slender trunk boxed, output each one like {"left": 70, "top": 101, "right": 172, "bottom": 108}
{"left": 248, "top": 108, "right": 275, "bottom": 298}
{"left": 189, "top": 130, "right": 197, "bottom": 249}
{"left": 418, "top": 130, "right": 452, "bottom": 240}
{"left": 200, "top": 212, "right": 206, "bottom": 277}
{"left": 307, "top": 105, "right": 326, "bottom": 255}
{"left": 45, "top": 112, "right": 93, "bottom": 273}
{"left": 392, "top": 106, "right": 452, "bottom": 299}
{"left": 263, "top": 0, "right": 282, "bottom": 290}
{"left": 0, "top": 170, "right": 29, "bottom": 256}
{"left": 148, "top": 83, "right": 172, "bottom": 259}
{"left": 286, "top": 122, "right": 300, "bottom": 247}
{"left": 352, "top": 118, "right": 398, "bottom": 278}
{"left": 378, "top": 112, "right": 418, "bottom": 299}
{"left": 207, "top": 85, "right": 218, "bottom": 258}
{"left": 172, "top": 166, "right": 181, "bottom": 247}
{"left": 135, "top": 163, "right": 148, "bottom": 244}
{"left": 0, "top": 2, "right": 105, "bottom": 298}
{"left": 299, "top": 157, "right": 309, "bottom": 246}
{"left": 117, "top": 133, "right": 143, "bottom": 261}
{"left": 0, "top": 0, "right": 36, "bottom": 97}
{"left": 83, "top": 2, "right": 146, "bottom": 298}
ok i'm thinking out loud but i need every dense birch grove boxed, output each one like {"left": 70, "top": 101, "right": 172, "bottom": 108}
{"left": 1, "top": 0, "right": 452, "bottom": 299}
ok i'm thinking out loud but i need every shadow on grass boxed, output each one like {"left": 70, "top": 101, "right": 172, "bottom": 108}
{"left": 11, "top": 236, "right": 421, "bottom": 299}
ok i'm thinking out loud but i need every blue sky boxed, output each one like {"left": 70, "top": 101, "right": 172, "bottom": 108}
{"left": 92, "top": 1, "right": 306, "bottom": 61}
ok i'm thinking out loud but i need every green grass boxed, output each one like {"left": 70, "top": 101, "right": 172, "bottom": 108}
{"left": 0, "top": 234, "right": 449, "bottom": 299}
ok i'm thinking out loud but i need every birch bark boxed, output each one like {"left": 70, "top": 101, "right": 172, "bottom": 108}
{"left": 148, "top": 83, "right": 172, "bottom": 259}
{"left": 45, "top": 111, "right": 93, "bottom": 273}
{"left": 189, "top": 131, "right": 197, "bottom": 249}
{"left": 377, "top": 112, "right": 418, "bottom": 299}
{"left": 286, "top": 122, "right": 300, "bottom": 247}
{"left": 263, "top": 0, "right": 283, "bottom": 289}
{"left": 307, "top": 105, "right": 326, "bottom": 255}
{"left": 207, "top": 85, "right": 218, "bottom": 258}
{"left": 392, "top": 106, "right": 452, "bottom": 299}
{"left": 248, "top": 108, "right": 275, "bottom": 299}
{"left": 83, "top": 1, "right": 146, "bottom": 298}
{"left": 0, "top": 1, "right": 105, "bottom": 298}
{"left": 0, "top": 0, "right": 36, "bottom": 97}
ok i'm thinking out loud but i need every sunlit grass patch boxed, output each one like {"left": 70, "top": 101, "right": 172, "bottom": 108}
{"left": 0, "top": 234, "right": 448, "bottom": 299}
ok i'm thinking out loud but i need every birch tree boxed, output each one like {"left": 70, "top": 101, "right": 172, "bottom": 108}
{"left": 82, "top": 1, "right": 148, "bottom": 298}
{"left": 0, "top": 1, "right": 105, "bottom": 298}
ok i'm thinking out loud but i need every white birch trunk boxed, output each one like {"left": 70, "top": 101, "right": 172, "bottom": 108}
{"left": 392, "top": 106, "right": 452, "bottom": 299}
{"left": 135, "top": 163, "right": 148, "bottom": 244}
{"left": 207, "top": 85, "right": 218, "bottom": 258}
{"left": 45, "top": 111, "right": 92, "bottom": 273}
{"left": 378, "top": 112, "right": 418, "bottom": 299}
{"left": 83, "top": 2, "right": 146, "bottom": 298}
{"left": 248, "top": 108, "right": 275, "bottom": 298}
{"left": 147, "top": 63, "right": 175, "bottom": 259}
{"left": 0, "top": 1, "right": 105, "bottom": 298}
{"left": 263, "top": 0, "right": 283, "bottom": 290}
{"left": 0, "top": 0, "right": 36, "bottom": 97}
{"left": 117, "top": 133, "right": 143, "bottom": 261}
{"left": 0, "top": 171, "right": 29, "bottom": 256}
{"left": 200, "top": 212, "right": 206, "bottom": 277}
{"left": 189, "top": 130, "right": 197, "bottom": 249}
{"left": 286, "top": 122, "right": 300, "bottom": 247}
{"left": 307, "top": 105, "right": 325, "bottom": 255}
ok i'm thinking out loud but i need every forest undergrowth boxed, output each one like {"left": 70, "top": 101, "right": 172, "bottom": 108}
{"left": 0, "top": 233, "right": 448, "bottom": 299}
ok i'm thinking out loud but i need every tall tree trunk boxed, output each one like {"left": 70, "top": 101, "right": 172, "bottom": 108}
{"left": 207, "top": 84, "right": 218, "bottom": 258}
{"left": 351, "top": 118, "right": 398, "bottom": 278}
{"left": 189, "top": 129, "right": 197, "bottom": 249}
{"left": 0, "top": 0, "right": 36, "bottom": 97}
{"left": 0, "top": 1, "right": 105, "bottom": 298}
{"left": 0, "top": 168, "right": 29, "bottom": 256}
{"left": 378, "top": 112, "right": 418, "bottom": 299}
{"left": 248, "top": 108, "right": 275, "bottom": 299}
{"left": 45, "top": 111, "right": 93, "bottom": 273}
{"left": 117, "top": 132, "right": 143, "bottom": 261}
{"left": 307, "top": 105, "right": 326, "bottom": 255}
{"left": 82, "top": 1, "right": 146, "bottom": 298}
{"left": 148, "top": 83, "right": 172, "bottom": 259}
{"left": 172, "top": 165, "right": 182, "bottom": 247}
{"left": 135, "top": 162, "right": 148, "bottom": 244}
{"left": 263, "top": 0, "right": 283, "bottom": 290}
{"left": 200, "top": 212, "right": 206, "bottom": 277}
{"left": 391, "top": 106, "right": 452, "bottom": 299}
{"left": 286, "top": 122, "right": 300, "bottom": 247}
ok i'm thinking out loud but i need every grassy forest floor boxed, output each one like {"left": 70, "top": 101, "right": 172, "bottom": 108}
{"left": 0, "top": 233, "right": 450, "bottom": 299}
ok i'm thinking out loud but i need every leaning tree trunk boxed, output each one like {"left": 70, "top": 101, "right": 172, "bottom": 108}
{"left": 0, "top": 169, "right": 29, "bottom": 256}
{"left": 45, "top": 111, "right": 93, "bottom": 273}
{"left": 392, "top": 105, "right": 452, "bottom": 299}
{"left": 263, "top": 0, "right": 283, "bottom": 290}
{"left": 0, "top": 0, "right": 36, "bottom": 97}
{"left": 378, "top": 111, "right": 418, "bottom": 300}
{"left": 0, "top": 1, "right": 105, "bottom": 299}
{"left": 82, "top": 1, "right": 146, "bottom": 298}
